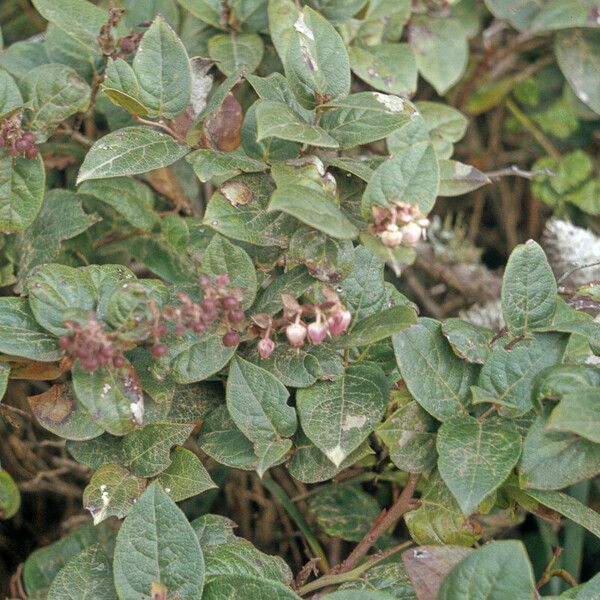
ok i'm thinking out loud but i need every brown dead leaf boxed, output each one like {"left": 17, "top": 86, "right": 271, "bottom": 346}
{"left": 145, "top": 166, "right": 191, "bottom": 213}
{"left": 28, "top": 384, "right": 75, "bottom": 426}
{"left": 402, "top": 545, "right": 473, "bottom": 600}
{"left": 201, "top": 92, "right": 242, "bottom": 152}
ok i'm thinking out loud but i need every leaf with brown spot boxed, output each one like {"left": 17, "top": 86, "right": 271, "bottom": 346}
{"left": 402, "top": 545, "right": 473, "bottom": 600}
{"left": 218, "top": 180, "right": 253, "bottom": 206}
{"left": 201, "top": 92, "right": 243, "bottom": 152}
{"left": 28, "top": 383, "right": 103, "bottom": 441}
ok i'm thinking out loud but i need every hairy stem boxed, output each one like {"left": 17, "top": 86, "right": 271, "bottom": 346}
{"left": 333, "top": 473, "right": 420, "bottom": 575}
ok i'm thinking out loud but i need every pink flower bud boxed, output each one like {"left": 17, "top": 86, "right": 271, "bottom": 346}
{"left": 307, "top": 321, "right": 327, "bottom": 345}
{"left": 400, "top": 221, "right": 423, "bottom": 246}
{"left": 258, "top": 337, "right": 275, "bottom": 359}
{"left": 380, "top": 229, "right": 403, "bottom": 247}
{"left": 328, "top": 309, "right": 351, "bottom": 336}
{"left": 286, "top": 322, "right": 307, "bottom": 347}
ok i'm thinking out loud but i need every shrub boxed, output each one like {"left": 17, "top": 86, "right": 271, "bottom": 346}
{"left": 1, "top": 1, "right": 600, "bottom": 598}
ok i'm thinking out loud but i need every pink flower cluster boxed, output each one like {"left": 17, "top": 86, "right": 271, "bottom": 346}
{"left": 252, "top": 288, "right": 352, "bottom": 359}
{"left": 59, "top": 317, "right": 125, "bottom": 371}
{"left": 0, "top": 115, "right": 38, "bottom": 160}
{"left": 161, "top": 274, "right": 245, "bottom": 348}
{"left": 371, "top": 202, "right": 429, "bottom": 248}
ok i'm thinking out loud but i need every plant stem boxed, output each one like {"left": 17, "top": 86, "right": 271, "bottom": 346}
{"left": 133, "top": 115, "right": 187, "bottom": 143}
{"left": 561, "top": 480, "right": 589, "bottom": 590}
{"left": 505, "top": 98, "right": 561, "bottom": 162}
{"left": 332, "top": 473, "right": 420, "bottom": 575}
{"left": 261, "top": 477, "right": 330, "bottom": 573}
{"left": 297, "top": 541, "right": 412, "bottom": 596}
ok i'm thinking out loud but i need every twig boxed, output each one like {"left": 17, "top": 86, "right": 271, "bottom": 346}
{"left": 484, "top": 164, "right": 555, "bottom": 180}
{"left": 297, "top": 541, "right": 413, "bottom": 596}
{"left": 133, "top": 115, "right": 187, "bottom": 143}
{"left": 557, "top": 261, "right": 600, "bottom": 285}
{"left": 332, "top": 473, "right": 420, "bottom": 576}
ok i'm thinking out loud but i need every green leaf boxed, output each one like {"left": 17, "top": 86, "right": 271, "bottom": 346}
{"left": 309, "top": 483, "right": 383, "bottom": 542}
{"left": 48, "top": 545, "right": 116, "bottom": 600}
{"left": 335, "top": 305, "right": 417, "bottom": 349}
{"left": 31, "top": 0, "right": 118, "bottom": 47}
{"left": 77, "top": 127, "right": 189, "bottom": 184}
{"left": 442, "top": 319, "right": 493, "bottom": 365}
{"left": 208, "top": 33, "right": 264, "bottom": 75}
{"left": 113, "top": 482, "right": 205, "bottom": 599}
{"left": 405, "top": 471, "right": 481, "bottom": 546}
{"left": 520, "top": 415, "right": 600, "bottom": 490}
{"left": 288, "top": 430, "right": 372, "bottom": 483}
{"left": 0, "top": 470, "right": 20, "bottom": 519}
{"left": 227, "top": 357, "right": 296, "bottom": 475}
{"left": 393, "top": 319, "right": 478, "bottom": 421}
{"left": 66, "top": 434, "right": 124, "bottom": 469}
{"left": 0, "top": 154, "right": 45, "bottom": 233}
{"left": 377, "top": 401, "right": 437, "bottom": 473}
{"left": 339, "top": 561, "right": 417, "bottom": 597}
{"left": 251, "top": 265, "right": 315, "bottom": 316}
{"left": 202, "top": 234, "right": 257, "bottom": 308}
{"left": 501, "top": 240, "right": 557, "bottom": 334}
{"left": 204, "top": 539, "right": 292, "bottom": 582}
{"left": 247, "top": 344, "right": 320, "bottom": 388}
{"left": 296, "top": 363, "right": 388, "bottom": 466}
{"left": 28, "top": 383, "right": 104, "bottom": 441}
{"left": 362, "top": 142, "right": 440, "bottom": 215}
{"left": 437, "top": 415, "right": 522, "bottom": 515}
{"left": 483, "top": 0, "right": 539, "bottom": 30}
{"left": 348, "top": 44, "right": 417, "bottom": 96}
{"left": 72, "top": 361, "right": 144, "bottom": 436}
{"left": 203, "top": 574, "right": 301, "bottom": 599}
{"left": 0, "top": 362, "right": 8, "bottom": 402}
{"left": 177, "top": 0, "right": 224, "bottom": 29}
{"left": 474, "top": 333, "right": 568, "bottom": 415}
{"left": 408, "top": 16, "right": 468, "bottom": 95}
{"left": 82, "top": 464, "right": 145, "bottom": 524}
{"left": 338, "top": 245, "right": 386, "bottom": 320}
{"left": 288, "top": 226, "right": 355, "bottom": 282}
{"left": 0, "top": 297, "right": 61, "bottom": 362}
{"left": 319, "top": 92, "right": 415, "bottom": 149}
{"left": 198, "top": 405, "right": 259, "bottom": 471}
{"left": 255, "top": 100, "right": 339, "bottom": 148}
{"left": 24, "top": 522, "right": 111, "bottom": 599}
{"left": 187, "top": 148, "right": 267, "bottom": 182}
{"left": 269, "top": 183, "right": 358, "bottom": 240}
{"left": 204, "top": 174, "right": 295, "bottom": 247}
{"left": 283, "top": 6, "right": 351, "bottom": 109}
{"left": 437, "top": 541, "right": 535, "bottom": 600}
{"left": 268, "top": 0, "right": 300, "bottom": 62}
{"left": 0, "top": 69, "right": 22, "bottom": 117}
{"left": 546, "top": 387, "right": 600, "bottom": 442}
{"left": 518, "top": 488, "right": 600, "bottom": 545}
{"left": 121, "top": 422, "right": 194, "bottom": 477}
{"left": 532, "top": 1, "right": 600, "bottom": 32}
{"left": 79, "top": 177, "right": 158, "bottom": 232}
{"left": 22, "top": 64, "right": 90, "bottom": 140}
{"left": 247, "top": 72, "right": 313, "bottom": 123}
{"left": 132, "top": 16, "right": 192, "bottom": 119}
{"left": 154, "top": 326, "right": 237, "bottom": 384}
{"left": 438, "top": 159, "right": 491, "bottom": 196}
{"left": 191, "top": 514, "right": 238, "bottom": 547}
{"left": 156, "top": 447, "right": 216, "bottom": 502}
{"left": 26, "top": 264, "right": 96, "bottom": 336}
{"left": 16, "top": 190, "right": 98, "bottom": 283}
{"left": 555, "top": 29, "right": 600, "bottom": 115}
